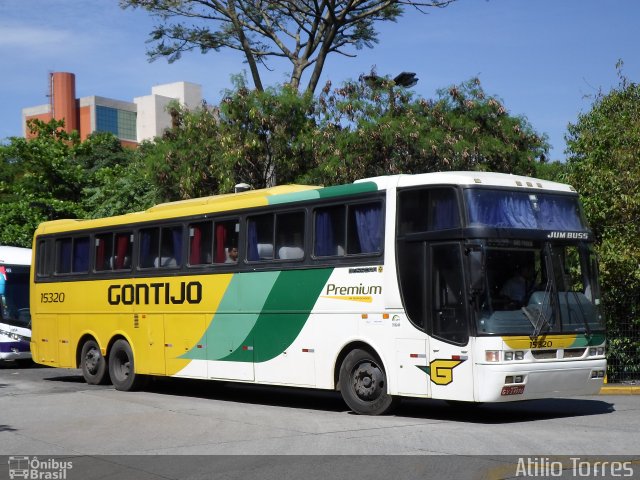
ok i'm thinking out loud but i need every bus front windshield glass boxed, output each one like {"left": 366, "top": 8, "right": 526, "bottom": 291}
{"left": 475, "top": 242, "right": 605, "bottom": 336}
{"left": 465, "top": 189, "right": 586, "bottom": 231}
{"left": 0, "top": 266, "right": 31, "bottom": 328}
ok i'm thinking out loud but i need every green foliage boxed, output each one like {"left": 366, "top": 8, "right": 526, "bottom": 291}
{"left": 304, "top": 76, "right": 548, "bottom": 185}
{"left": 217, "top": 80, "right": 316, "bottom": 190}
{"left": 141, "top": 100, "right": 224, "bottom": 200}
{"left": 0, "top": 120, "right": 154, "bottom": 248}
{"left": 143, "top": 77, "right": 549, "bottom": 201}
{"left": 564, "top": 69, "right": 640, "bottom": 381}
{"left": 145, "top": 80, "right": 317, "bottom": 201}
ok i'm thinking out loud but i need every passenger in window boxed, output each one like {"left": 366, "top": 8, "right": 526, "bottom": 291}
{"left": 226, "top": 247, "right": 238, "bottom": 263}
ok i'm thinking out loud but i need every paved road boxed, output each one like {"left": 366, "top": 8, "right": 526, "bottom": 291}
{"left": 1, "top": 362, "right": 638, "bottom": 479}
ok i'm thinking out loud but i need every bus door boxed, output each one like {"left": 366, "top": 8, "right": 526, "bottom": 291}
{"left": 426, "top": 243, "right": 474, "bottom": 402}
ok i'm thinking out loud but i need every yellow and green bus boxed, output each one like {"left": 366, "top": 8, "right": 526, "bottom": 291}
{"left": 30, "top": 172, "right": 606, "bottom": 414}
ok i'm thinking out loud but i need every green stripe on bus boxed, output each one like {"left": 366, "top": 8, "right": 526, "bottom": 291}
{"left": 184, "top": 268, "right": 333, "bottom": 363}
{"left": 252, "top": 268, "right": 333, "bottom": 362}
{"left": 571, "top": 332, "right": 606, "bottom": 347}
{"left": 267, "top": 182, "right": 379, "bottom": 205}
{"left": 183, "top": 271, "right": 280, "bottom": 361}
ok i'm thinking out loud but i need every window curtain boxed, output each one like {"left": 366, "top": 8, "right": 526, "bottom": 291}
{"left": 58, "top": 240, "right": 72, "bottom": 273}
{"left": 431, "top": 191, "right": 460, "bottom": 230}
{"left": 315, "top": 211, "right": 335, "bottom": 256}
{"left": 247, "top": 221, "right": 259, "bottom": 261}
{"left": 115, "top": 234, "right": 129, "bottom": 269}
{"left": 72, "top": 238, "right": 89, "bottom": 272}
{"left": 190, "top": 226, "right": 202, "bottom": 265}
{"left": 466, "top": 191, "right": 537, "bottom": 228}
{"left": 140, "top": 231, "right": 152, "bottom": 268}
{"left": 355, "top": 204, "right": 382, "bottom": 253}
{"left": 215, "top": 223, "right": 228, "bottom": 263}
{"left": 95, "top": 238, "right": 106, "bottom": 271}
{"left": 538, "top": 197, "right": 583, "bottom": 230}
{"left": 172, "top": 229, "right": 183, "bottom": 265}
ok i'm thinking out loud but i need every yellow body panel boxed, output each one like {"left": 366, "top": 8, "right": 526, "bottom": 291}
{"left": 31, "top": 274, "right": 233, "bottom": 374}
{"left": 34, "top": 185, "right": 320, "bottom": 236}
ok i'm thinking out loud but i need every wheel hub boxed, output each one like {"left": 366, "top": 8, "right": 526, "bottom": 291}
{"left": 85, "top": 349, "right": 100, "bottom": 374}
{"left": 352, "top": 361, "right": 383, "bottom": 401}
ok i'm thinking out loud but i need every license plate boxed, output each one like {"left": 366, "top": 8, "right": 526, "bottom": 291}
{"left": 501, "top": 385, "right": 525, "bottom": 396}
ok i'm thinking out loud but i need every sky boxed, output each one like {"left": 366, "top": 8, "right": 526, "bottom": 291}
{"left": 1, "top": 0, "right": 639, "bottom": 161}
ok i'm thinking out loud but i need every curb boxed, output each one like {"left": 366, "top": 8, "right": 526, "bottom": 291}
{"left": 600, "top": 385, "right": 640, "bottom": 395}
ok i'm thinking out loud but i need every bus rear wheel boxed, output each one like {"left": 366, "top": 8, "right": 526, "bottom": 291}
{"left": 108, "top": 339, "right": 146, "bottom": 391}
{"left": 80, "top": 339, "right": 109, "bottom": 385}
{"left": 339, "top": 348, "right": 399, "bottom": 415}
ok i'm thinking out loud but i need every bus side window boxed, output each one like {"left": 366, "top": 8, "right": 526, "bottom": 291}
{"left": 348, "top": 202, "right": 383, "bottom": 255}
{"left": 55, "top": 238, "right": 72, "bottom": 274}
{"left": 36, "top": 240, "right": 47, "bottom": 277}
{"left": 95, "top": 233, "right": 132, "bottom": 271}
{"left": 247, "top": 214, "right": 274, "bottom": 261}
{"left": 159, "top": 226, "right": 182, "bottom": 268}
{"left": 189, "top": 221, "right": 213, "bottom": 265}
{"left": 214, "top": 219, "right": 239, "bottom": 264}
{"left": 399, "top": 188, "right": 459, "bottom": 235}
{"left": 139, "top": 228, "right": 159, "bottom": 268}
{"left": 276, "top": 212, "right": 305, "bottom": 260}
{"left": 314, "top": 206, "right": 345, "bottom": 257}
{"left": 95, "top": 234, "right": 113, "bottom": 271}
{"left": 113, "top": 233, "right": 132, "bottom": 270}
{"left": 72, "top": 237, "right": 90, "bottom": 273}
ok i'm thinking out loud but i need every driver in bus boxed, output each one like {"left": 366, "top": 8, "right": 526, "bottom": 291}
{"left": 501, "top": 264, "right": 536, "bottom": 306}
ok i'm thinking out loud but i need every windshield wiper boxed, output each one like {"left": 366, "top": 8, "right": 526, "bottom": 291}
{"left": 523, "top": 304, "right": 550, "bottom": 339}
{"left": 526, "top": 244, "right": 557, "bottom": 340}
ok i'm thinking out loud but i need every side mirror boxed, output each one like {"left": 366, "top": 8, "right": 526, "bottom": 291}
{"left": 468, "top": 249, "right": 485, "bottom": 294}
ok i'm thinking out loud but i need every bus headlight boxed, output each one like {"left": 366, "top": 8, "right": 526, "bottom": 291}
{"left": 485, "top": 351, "right": 500, "bottom": 362}
{"left": 504, "top": 351, "right": 525, "bottom": 361}
{"left": 589, "top": 347, "right": 606, "bottom": 357}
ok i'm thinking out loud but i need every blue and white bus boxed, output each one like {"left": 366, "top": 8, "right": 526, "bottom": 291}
{"left": 0, "top": 246, "right": 32, "bottom": 363}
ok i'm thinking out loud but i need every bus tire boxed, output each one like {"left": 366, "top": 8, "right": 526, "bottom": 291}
{"left": 339, "top": 348, "right": 399, "bottom": 415}
{"left": 80, "top": 339, "right": 110, "bottom": 385}
{"left": 108, "top": 339, "right": 146, "bottom": 391}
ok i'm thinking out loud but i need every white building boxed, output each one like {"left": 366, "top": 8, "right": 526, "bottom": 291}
{"left": 134, "top": 81, "right": 202, "bottom": 142}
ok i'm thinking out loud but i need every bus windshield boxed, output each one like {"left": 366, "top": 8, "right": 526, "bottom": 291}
{"left": 465, "top": 189, "right": 587, "bottom": 231}
{"left": 475, "top": 241, "right": 605, "bottom": 336}
{"left": 0, "top": 265, "right": 31, "bottom": 328}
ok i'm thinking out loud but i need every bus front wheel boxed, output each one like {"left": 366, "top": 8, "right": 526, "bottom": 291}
{"left": 80, "top": 339, "right": 109, "bottom": 385}
{"left": 108, "top": 339, "right": 146, "bottom": 391}
{"left": 339, "top": 348, "right": 399, "bottom": 415}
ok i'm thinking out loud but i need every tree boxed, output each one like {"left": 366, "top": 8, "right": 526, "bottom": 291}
{"left": 304, "top": 76, "right": 548, "bottom": 185}
{"left": 143, "top": 80, "right": 316, "bottom": 201}
{"left": 120, "top": 0, "right": 455, "bottom": 93}
{"left": 142, "top": 76, "right": 548, "bottom": 200}
{"left": 0, "top": 120, "right": 155, "bottom": 247}
{"left": 564, "top": 67, "right": 640, "bottom": 382}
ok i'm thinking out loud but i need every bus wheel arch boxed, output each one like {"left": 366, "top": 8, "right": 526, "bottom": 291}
{"left": 78, "top": 335, "right": 110, "bottom": 385}
{"left": 335, "top": 342, "right": 399, "bottom": 415}
{"left": 107, "top": 336, "right": 147, "bottom": 391}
